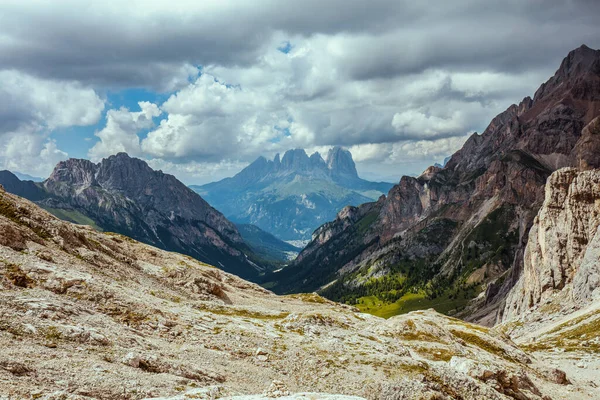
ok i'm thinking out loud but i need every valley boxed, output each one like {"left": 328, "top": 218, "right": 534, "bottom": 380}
{"left": 268, "top": 45, "right": 600, "bottom": 326}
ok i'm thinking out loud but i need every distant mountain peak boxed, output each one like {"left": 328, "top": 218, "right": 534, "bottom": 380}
{"left": 195, "top": 146, "right": 393, "bottom": 241}
{"left": 533, "top": 44, "right": 600, "bottom": 103}
{"left": 326, "top": 146, "right": 358, "bottom": 180}
{"left": 561, "top": 44, "right": 599, "bottom": 75}
{"left": 281, "top": 148, "right": 312, "bottom": 171}
{"left": 48, "top": 158, "right": 98, "bottom": 187}
{"left": 1, "top": 152, "right": 265, "bottom": 279}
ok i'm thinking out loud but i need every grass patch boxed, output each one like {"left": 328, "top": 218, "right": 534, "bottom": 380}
{"left": 450, "top": 329, "right": 518, "bottom": 363}
{"left": 40, "top": 206, "right": 102, "bottom": 231}
{"left": 522, "top": 312, "right": 600, "bottom": 353}
{"left": 194, "top": 303, "right": 289, "bottom": 320}
{"left": 40, "top": 325, "right": 62, "bottom": 341}
{"left": 414, "top": 346, "right": 455, "bottom": 362}
{"left": 356, "top": 211, "right": 379, "bottom": 233}
{"left": 356, "top": 292, "right": 470, "bottom": 319}
{"left": 4, "top": 263, "right": 34, "bottom": 288}
{"left": 285, "top": 293, "right": 331, "bottom": 304}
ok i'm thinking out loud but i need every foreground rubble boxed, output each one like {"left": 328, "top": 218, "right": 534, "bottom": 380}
{"left": 0, "top": 187, "right": 597, "bottom": 399}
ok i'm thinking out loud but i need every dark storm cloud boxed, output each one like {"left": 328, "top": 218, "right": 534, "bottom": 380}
{"left": 1, "top": 0, "right": 598, "bottom": 91}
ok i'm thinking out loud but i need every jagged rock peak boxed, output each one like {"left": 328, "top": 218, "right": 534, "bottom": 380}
{"left": 558, "top": 44, "right": 600, "bottom": 78}
{"left": 309, "top": 151, "right": 327, "bottom": 169}
{"left": 533, "top": 44, "right": 600, "bottom": 103}
{"left": 47, "top": 158, "right": 98, "bottom": 186}
{"left": 281, "top": 148, "right": 311, "bottom": 170}
{"left": 326, "top": 146, "right": 358, "bottom": 178}
{"left": 47, "top": 153, "right": 164, "bottom": 191}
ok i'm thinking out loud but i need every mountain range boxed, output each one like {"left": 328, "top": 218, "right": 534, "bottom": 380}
{"left": 192, "top": 147, "right": 393, "bottom": 241}
{"left": 266, "top": 45, "right": 600, "bottom": 325}
{"left": 0, "top": 153, "right": 272, "bottom": 279}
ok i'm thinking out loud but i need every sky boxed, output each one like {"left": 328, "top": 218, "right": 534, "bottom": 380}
{"left": 1, "top": 0, "right": 599, "bottom": 185}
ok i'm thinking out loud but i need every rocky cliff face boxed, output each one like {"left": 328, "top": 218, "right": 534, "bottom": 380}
{"left": 0, "top": 186, "right": 591, "bottom": 399}
{"left": 0, "top": 153, "right": 262, "bottom": 279}
{"left": 271, "top": 45, "right": 600, "bottom": 324}
{"left": 193, "top": 147, "right": 393, "bottom": 241}
{"left": 503, "top": 168, "right": 600, "bottom": 320}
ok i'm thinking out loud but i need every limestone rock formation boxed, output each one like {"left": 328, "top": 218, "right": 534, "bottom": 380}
{"left": 1, "top": 186, "right": 594, "bottom": 399}
{"left": 503, "top": 168, "right": 600, "bottom": 320}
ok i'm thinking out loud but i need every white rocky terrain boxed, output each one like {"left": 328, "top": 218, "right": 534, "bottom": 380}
{"left": 0, "top": 178, "right": 599, "bottom": 399}
{"left": 498, "top": 168, "right": 600, "bottom": 397}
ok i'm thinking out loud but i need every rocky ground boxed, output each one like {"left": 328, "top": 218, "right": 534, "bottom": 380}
{"left": 0, "top": 186, "right": 598, "bottom": 399}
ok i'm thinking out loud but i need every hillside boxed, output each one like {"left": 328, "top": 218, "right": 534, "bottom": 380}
{"left": 192, "top": 147, "right": 393, "bottom": 241}
{"left": 266, "top": 45, "right": 600, "bottom": 325}
{"left": 0, "top": 153, "right": 266, "bottom": 280}
{"left": 0, "top": 185, "right": 595, "bottom": 399}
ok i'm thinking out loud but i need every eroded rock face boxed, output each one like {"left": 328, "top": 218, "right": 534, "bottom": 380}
{"left": 0, "top": 188, "right": 586, "bottom": 399}
{"left": 503, "top": 168, "right": 600, "bottom": 320}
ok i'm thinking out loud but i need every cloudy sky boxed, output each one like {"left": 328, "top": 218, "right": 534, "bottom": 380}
{"left": 1, "top": 0, "right": 599, "bottom": 184}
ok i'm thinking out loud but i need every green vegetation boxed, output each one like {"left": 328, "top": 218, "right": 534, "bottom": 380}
{"left": 414, "top": 345, "right": 455, "bottom": 362}
{"left": 4, "top": 263, "right": 35, "bottom": 288}
{"left": 355, "top": 291, "right": 472, "bottom": 319}
{"left": 319, "top": 207, "right": 517, "bottom": 319}
{"left": 194, "top": 303, "right": 290, "bottom": 320}
{"left": 450, "top": 329, "right": 519, "bottom": 363}
{"left": 40, "top": 206, "right": 102, "bottom": 231}
{"left": 458, "top": 205, "right": 518, "bottom": 279}
{"left": 285, "top": 292, "right": 332, "bottom": 304}
{"left": 521, "top": 311, "right": 600, "bottom": 353}
{"left": 40, "top": 325, "right": 62, "bottom": 341}
{"left": 356, "top": 211, "right": 378, "bottom": 233}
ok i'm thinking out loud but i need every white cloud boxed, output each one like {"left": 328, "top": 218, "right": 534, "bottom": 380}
{"left": 0, "top": 70, "right": 104, "bottom": 177}
{"left": 391, "top": 109, "right": 467, "bottom": 139}
{"left": 141, "top": 73, "right": 285, "bottom": 161}
{"left": 0, "top": 127, "right": 68, "bottom": 178}
{"left": 88, "top": 101, "right": 161, "bottom": 161}
{"left": 0, "top": 70, "right": 104, "bottom": 133}
{"left": 146, "top": 158, "right": 248, "bottom": 185}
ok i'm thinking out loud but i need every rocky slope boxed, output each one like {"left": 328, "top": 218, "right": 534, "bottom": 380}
{"left": 0, "top": 186, "right": 596, "bottom": 399}
{"left": 192, "top": 147, "right": 393, "bottom": 241}
{"left": 0, "top": 153, "right": 264, "bottom": 280}
{"left": 268, "top": 45, "right": 600, "bottom": 324}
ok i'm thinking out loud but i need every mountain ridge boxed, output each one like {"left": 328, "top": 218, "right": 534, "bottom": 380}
{"left": 192, "top": 147, "right": 393, "bottom": 241}
{"left": 0, "top": 153, "right": 266, "bottom": 279}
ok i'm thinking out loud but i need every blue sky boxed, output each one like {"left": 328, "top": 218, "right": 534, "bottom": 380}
{"left": 50, "top": 89, "right": 172, "bottom": 160}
